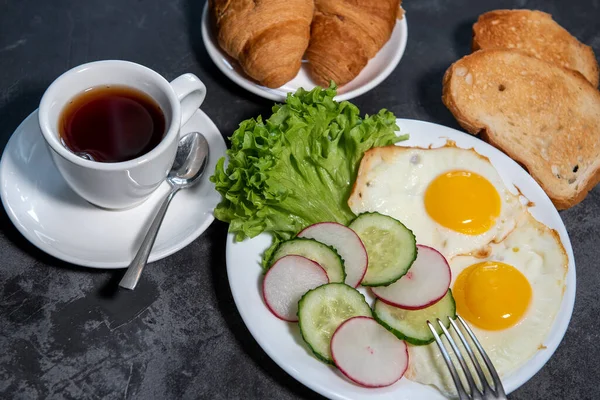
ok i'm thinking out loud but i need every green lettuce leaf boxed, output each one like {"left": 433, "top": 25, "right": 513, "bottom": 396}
{"left": 210, "top": 84, "right": 407, "bottom": 267}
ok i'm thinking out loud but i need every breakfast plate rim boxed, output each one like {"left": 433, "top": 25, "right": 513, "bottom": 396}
{"left": 225, "top": 118, "right": 576, "bottom": 399}
{"left": 200, "top": 3, "right": 409, "bottom": 102}
{"left": 0, "top": 108, "right": 226, "bottom": 269}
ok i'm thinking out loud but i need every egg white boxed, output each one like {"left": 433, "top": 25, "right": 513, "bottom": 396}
{"left": 348, "top": 144, "right": 526, "bottom": 258}
{"left": 405, "top": 212, "right": 568, "bottom": 398}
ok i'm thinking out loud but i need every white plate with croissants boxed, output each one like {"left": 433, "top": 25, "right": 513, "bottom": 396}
{"left": 202, "top": 1, "right": 408, "bottom": 101}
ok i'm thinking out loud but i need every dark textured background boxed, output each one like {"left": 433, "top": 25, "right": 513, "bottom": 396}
{"left": 1, "top": 0, "right": 599, "bottom": 399}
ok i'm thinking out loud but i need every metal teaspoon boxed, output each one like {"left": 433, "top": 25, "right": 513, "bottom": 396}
{"left": 119, "top": 131, "right": 209, "bottom": 290}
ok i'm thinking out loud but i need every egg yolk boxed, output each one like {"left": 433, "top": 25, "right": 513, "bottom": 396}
{"left": 424, "top": 170, "right": 501, "bottom": 235}
{"left": 453, "top": 261, "right": 532, "bottom": 330}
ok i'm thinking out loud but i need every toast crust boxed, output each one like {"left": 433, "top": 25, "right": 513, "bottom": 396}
{"left": 472, "top": 9, "right": 599, "bottom": 87}
{"left": 442, "top": 49, "right": 600, "bottom": 209}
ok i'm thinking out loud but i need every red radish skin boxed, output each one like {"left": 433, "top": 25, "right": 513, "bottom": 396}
{"left": 298, "top": 222, "right": 368, "bottom": 288}
{"left": 263, "top": 255, "right": 329, "bottom": 322}
{"left": 372, "top": 245, "right": 451, "bottom": 310}
{"left": 330, "top": 316, "right": 409, "bottom": 388}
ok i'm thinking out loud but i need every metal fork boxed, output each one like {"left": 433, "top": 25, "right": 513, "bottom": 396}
{"left": 427, "top": 316, "right": 507, "bottom": 400}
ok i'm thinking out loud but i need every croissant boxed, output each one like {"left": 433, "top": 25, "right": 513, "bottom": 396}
{"left": 210, "top": 0, "right": 314, "bottom": 88}
{"left": 306, "top": 0, "right": 401, "bottom": 87}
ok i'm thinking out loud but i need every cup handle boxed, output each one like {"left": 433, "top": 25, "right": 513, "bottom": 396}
{"left": 169, "top": 73, "right": 206, "bottom": 129}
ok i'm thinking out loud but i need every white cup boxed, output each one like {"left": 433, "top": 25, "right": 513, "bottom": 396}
{"left": 38, "top": 60, "right": 206, "bottom": 209}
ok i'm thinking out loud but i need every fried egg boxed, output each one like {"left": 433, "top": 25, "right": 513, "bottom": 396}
{"left": 348, "top": 144, "right": 526, "bottom": 258}
{"left": 405, "top": 212, "right": 568, "bottom": 398}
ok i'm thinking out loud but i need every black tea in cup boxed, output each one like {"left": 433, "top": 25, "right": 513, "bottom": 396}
{"left": 59, "top": 86, "right": 166, "bottom": 163}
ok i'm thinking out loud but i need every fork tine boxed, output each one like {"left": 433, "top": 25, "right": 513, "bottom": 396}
{"left": 427, "top": 321, "right": 471, "bottom": 400}
{"left": 448, "top": 317, "right": 489, "bottom": 393}
{"left": 436, "top": 318, "right": 482, "bottom": 399}
{"left": 456, "top": 315, "right": 507, "bottom": 398}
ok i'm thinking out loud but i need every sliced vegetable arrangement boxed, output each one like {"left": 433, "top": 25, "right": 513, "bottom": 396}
{"left": 259, "top": 212, "right": 456, "bottom": 388}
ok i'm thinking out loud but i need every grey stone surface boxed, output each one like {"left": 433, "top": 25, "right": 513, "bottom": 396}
{"left": 0, "top": 0, "right": 599, "bottom": 399}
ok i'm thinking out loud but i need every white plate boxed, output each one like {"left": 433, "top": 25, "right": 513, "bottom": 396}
{"left": 201, "top": 3, "right": 408, "bottom": 102}
{"left": 0, "top": 109, "right": 227, "bottom": 269}
{"left": 225, "top": 119, "right": 576, "bottom": 399}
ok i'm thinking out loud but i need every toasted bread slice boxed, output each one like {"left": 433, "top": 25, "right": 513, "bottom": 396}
{"left": 442, "top": 49, "right": 600, "bottom": 209}
{"left": 472, "top": 9, "right": 599, "bottom": 87}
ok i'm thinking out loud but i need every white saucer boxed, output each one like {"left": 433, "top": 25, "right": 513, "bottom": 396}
{"left": 0, "top": 109, "right": 227, "bottom": 268}
{"left": 201, "top": 3, "right": 408, "bottom": 102}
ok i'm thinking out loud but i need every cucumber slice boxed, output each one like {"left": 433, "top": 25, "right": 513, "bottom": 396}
{"left": 349, "top": 212, "right": 417, "bottom": 286}
{"left": 298, "top": 283, "right": 372, "bottom": 364}
{"left": 271, "top": 238, "right": 346, "bottom": 283}
{"left": 373, "top": 290, "right": 457, "bottom": 346}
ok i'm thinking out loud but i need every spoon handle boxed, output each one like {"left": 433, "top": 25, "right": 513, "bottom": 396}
{"left": 119, "top": 187, "right": 179, "bottom": 290}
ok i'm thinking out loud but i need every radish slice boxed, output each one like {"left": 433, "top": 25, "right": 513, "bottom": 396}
{"left": 298, "top": 222, "right": 367, "bottom": 288}
{"left": 263, "top": 255, "right": 329, "bottom": 322}
{"left": 371, "top": 245, "right": 451, "bottom": 310}
{"left": 330, "top": 316, "right": 409, "bottom": 388}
